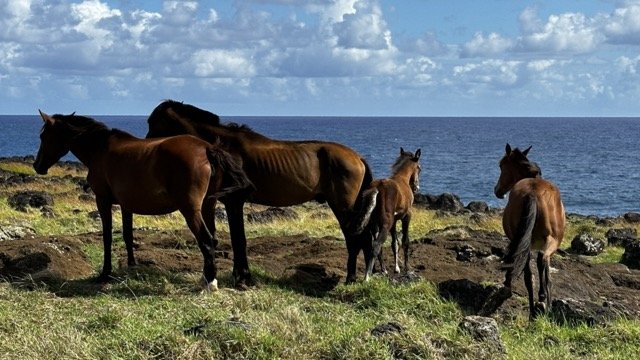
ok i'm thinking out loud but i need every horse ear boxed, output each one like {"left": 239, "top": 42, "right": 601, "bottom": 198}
{"left": 505, "top": 143, "right": 512, "bottom": 155}
{"left": 414, "top": 148, "right": 421, "bottom": 160}
{"left": 38, "top": 110, "right": 54, "bottom": 125}
{"left": 70, "top": 111, "right": 76, "bottom": 116}
{"left": 400, "top": 147, "right": 405, "bottom": 155}
{"left": 523, "top": 146, "right": 532, "bottom": 157}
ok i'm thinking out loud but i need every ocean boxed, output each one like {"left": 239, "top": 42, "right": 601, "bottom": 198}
{"left": 1, "top": 115, "right": 639, "bottom": 216}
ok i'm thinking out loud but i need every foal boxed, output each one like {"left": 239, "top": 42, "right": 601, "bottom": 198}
{"left": 494, "top": 144, "right": 565, "bottom": 319}
{"left": 364, "top": 148, "right": 421, "bottom": 281}
{"left": 34, "top": 111, "right": 252, "bottom": 290}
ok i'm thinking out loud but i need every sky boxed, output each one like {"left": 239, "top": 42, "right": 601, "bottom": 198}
{"left": 2, "top": 0, "right": 640, "bottom": 116}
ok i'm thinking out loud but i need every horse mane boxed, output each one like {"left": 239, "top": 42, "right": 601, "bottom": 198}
{"left": 51, "top": 113, "right": 109, "bottom": 135}
{"left": 391, "top": 152, "right": 414, "bottom": 174}
{"left": 155, "top": 100, "right": 254, "bottom": 133}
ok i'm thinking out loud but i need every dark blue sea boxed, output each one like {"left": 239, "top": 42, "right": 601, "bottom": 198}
{"left": 2, "top": 115, "right": 639, "bottom": 216}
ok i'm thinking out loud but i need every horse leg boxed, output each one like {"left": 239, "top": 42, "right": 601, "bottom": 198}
{"left": 223, "top": 199, "right": 252, "bottom": 287}
{"left": 180, "top": 207, "right": 218, "bottom": 291}
{"left": 96, "top": 198, "right": 113, "bottom": 282}
{"left": 121, "top": 210, "right": 136, "bottom": 267}
{"left": 401, "top": 214, "right": 411, "bottom": 273}
{"left": 201, "top": 197, "right": 218, "bottom": 247}
{"left": 344, "top": 232, "right": 362, "bottom": 284}
{"left": 538, "top": 239, "right": 557, "bottom": 312}
{"left": 365, "top": 227, "right": 389, "bottom": 281}
{"left": 523, "top": 254, "right": 536, "bottom": 320}
{"left": 390, "top": 225, "right": 400, "bottom": 273}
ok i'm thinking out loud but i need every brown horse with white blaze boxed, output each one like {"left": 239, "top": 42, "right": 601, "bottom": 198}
{"left": 494, "top": 144, "right": 565, "bottom": 319}
{"left": 34, "top": 111, "right": 252, "bottom": 290}
{"left": 363, "top": 148, "right": 421, "bottom": 281}
{"left": 145, "top": 100, "right": 375, "bottom": 285}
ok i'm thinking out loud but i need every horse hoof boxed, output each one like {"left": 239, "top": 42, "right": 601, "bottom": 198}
{"left": 534, "top": 302, "right": 546, "bottom": 316}
{"left": 201, "top": 278, "right": 218, "bottom": 293}
{"left": 94, "top": 274, "right": 112, "bottom": 283}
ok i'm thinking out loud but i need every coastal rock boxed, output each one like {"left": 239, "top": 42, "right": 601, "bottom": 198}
{"left": 623, "top": 212, "right": 640, "bottom": 224}
{"left": 0, "top": 224, "right": 36, "bottom": 241}
{"left": 466, "top": 201, "right": 489, "bottom": 213}
{"left": 438, "top": 279, "right": 512, "bottom": 316}
{"left": 605, "top": 228, "right": 637, "bottom": 247}
{"left": 459, "top": 316, "right": 506, "bottom": 356}
{"left": 550, "top": 298, "right": 629, "bottom": 326}
{"left": 413, "top": 193, "right": 464, "bottom": 212}
{"left": 247, "top": 207, "right": 299, "bottom": 223}
{"left": 7, "top": 191, "right": 54, "bottom": 212}
{"left": 570, "top": 233, "right": 605, "bottom": 256}
{"left": 456, "top": 244, "right": 476, "bottom": 262}
{"left": 370, "top": 321, "right": 404, "bottom": 337}
{"left": 621, "top": 240, "right": 640, "bottom": 269}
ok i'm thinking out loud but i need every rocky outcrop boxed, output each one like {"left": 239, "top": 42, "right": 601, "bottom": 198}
{"left": 550, "top": 298, "right": 630, "bottom": 326}
{"left": 621, "top": 240, "right": 640, "bottom": 269}
{"left": 570, "top": 233, "right": 605, "bottom": 256}
{"left": 605, "top": 228, "right": 637, "bottom": 247}
{"left": 7, "top": 191, "right": 54, "bottom": 212}
{"left": 0, "top": 224, "right": 36, "bottom": 241}
{"left": 459, "top": 316, "right": 506, "bottom": 357}
{"left": 438, "top": 279, "right": 511, "bottom": 316}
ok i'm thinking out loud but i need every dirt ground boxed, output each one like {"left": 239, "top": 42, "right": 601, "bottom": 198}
{"left": 2, "top": 225, "right": 639, "bottom": 319}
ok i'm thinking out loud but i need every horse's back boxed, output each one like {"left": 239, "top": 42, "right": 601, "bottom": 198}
{"left": 504, "top": 178, "right": 565, "bottom": 247}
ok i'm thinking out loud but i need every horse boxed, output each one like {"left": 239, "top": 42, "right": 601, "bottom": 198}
{"left": 33, "top": 111, "right": 253, "bottom": 290}
{"left": 362, "top": 148, "right": 422, "bottom": 281}
{"left": 145, "top": 100, "right": 375, "bottom": 285}
{"left": 494, "top": 144, "right": 565, "bottom": 319}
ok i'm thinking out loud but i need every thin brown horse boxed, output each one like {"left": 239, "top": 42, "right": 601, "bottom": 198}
{"left": 363, "top": 148, "right": 421, "bottom": 281}
{"left": 34, "top": 111, "right": 252, "bottom": 290}
{"left": 146, "top": 100, "right": 375, "bottom": 285}
{"left": 494, "top": 144, "right": 565, "bottom": 319}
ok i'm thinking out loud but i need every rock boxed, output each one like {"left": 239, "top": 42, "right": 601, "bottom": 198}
{"left": 466, "top": 201, "right": 489, "bottom": 213}
{"left": 606, "top": 228, "right": 637, "bottom": 247}
{"left": 459, "top": 316, "right": 506, "bottom": 355}
{"left": 623, "top": 212, "right": 640, "bottom": 223}
{"left": 610, "top": 272, "right": 640, "bottom": 290}
{"left": 550, "top": 298, "right": 629, "bottom": 326}
{"left": 595, "top": 217, "right": 615, "bottom": 227}
{"left": 215, "top": 207, "right": 227, "bottom": 221}
{"left": 438, "top": 279, "right": 512, "bottom": 316}
{"left": 7, "top": 191, "right": 54, "bottom": 212}
{"left": 570, "top": 233, "right": 605, "bottom": 256}
{"left": 621, "top": 240, "right": 640, "bottom": 269}
{"left": 0, "top": 225, "right": 36, "bottom": 241}
{"left": 88, "top": 211, "right": 101, "bottom": 220}
{"left": 247, "top": 207, "right": 299, "bottom": 223}
{"left": 434, "top": 193, "right": 464, "bottom": 212}
{"left": 413, "top": 193, "right": 464, "bottom": 212}
{"left": 40, "top": 206, "right": 55, "bottom": 218}
{"left": 456, "top": 244, "right": 476, "bottom": 262}
{"left": 370, "top": 321, "right": 403, "bottom": 337}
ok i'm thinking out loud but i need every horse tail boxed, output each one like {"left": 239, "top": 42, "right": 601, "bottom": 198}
{"left": 503, "top": 194, "right": 537, "bottom": 280}
{"left": 206, "top": 147, "right": 255, "bottom": 199}
{"left": 347, "top": 158, "right": 376, "bottom": 235}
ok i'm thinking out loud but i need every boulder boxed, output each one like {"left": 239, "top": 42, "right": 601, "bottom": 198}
{"left": 438, "top": 279, "right": 512, "bottom": 316}
{"left": 434, "top": 193, "right": 464, "bottom": 212}
{"left": 0, "top": 224, "right": 36, "bottom": 241}
{"left": 247, "top": 207, "right": 299, "bottom": 223}
{"left": 466, "top": 201, "right": 489, "bottom": 213}
{"left": 7, "top": 191, "right": 54, "bottom": 212}
{"left": 623, "top": 212, "right": 640, "bottom": 224}
{"left": 459, "top": 316, "right": 506, "bottom": 356}
{"left": 456, "top": 244, "right": 476, "bottom": 262}
{"left": 605, "top": 228, "right": 637, "bottom": 247}
{"left": 370, "top": 321, "right": 403, "bottom": 337}
{"left": 621, "top": 240, "right": 640, "bottom": 269}
{"left": 570, "top": 233, "right": 605, "bottom": 256}
{"left": 550, "top": 298, "right": 629, "bottom": 326}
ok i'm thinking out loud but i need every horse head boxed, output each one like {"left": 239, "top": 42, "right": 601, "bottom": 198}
{"left": 33, "top": 110, "right": 73, "bottom": 175}
{"left": 494, "top": 143, "right": 541, "bottom": 199}
{"left": 398, "top": 147, "right": 422, "bottom": 193}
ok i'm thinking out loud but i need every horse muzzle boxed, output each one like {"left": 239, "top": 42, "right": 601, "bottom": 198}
{"left": 494, "top": 185, "right": 505, "bottom": 199}
{"left": 33, "top": 163, "right": 48, "bottom": 175}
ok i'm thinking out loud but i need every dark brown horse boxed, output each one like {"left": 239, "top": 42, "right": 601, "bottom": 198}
{"left": 145, "top": 100, "right": 375, "bottom": 285}
{"left": 34, "top": 111, "right": 252, "bottom": 290}
{"left": 494, "top": 144, "right": 565, "bottom": 319}
{"left": 363, "top": 148, "right": 421, "bottom": 281}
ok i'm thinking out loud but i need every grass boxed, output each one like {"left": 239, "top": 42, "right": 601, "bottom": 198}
{"left": 1, "top": 159, "right": 640, "bottom": 359}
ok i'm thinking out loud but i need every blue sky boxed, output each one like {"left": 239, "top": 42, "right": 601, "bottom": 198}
{"left": 2, "top": 0, "right": 640, "bottom": 116}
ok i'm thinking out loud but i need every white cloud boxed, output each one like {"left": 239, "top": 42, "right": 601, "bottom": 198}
{"left": 461, "top": 32, "right": 513, "bottom": 57}
{"left": 453, "top": 60, "right": 523, "bottom": 88}
{"left": 517, "top": 9, "right": 604, "bottom": 53}
{"left": 332, "top": 0, "right": 392, "bottom": 50}
{"left": 191, "top": 50, "right": 256, "bottom": 77}
{"left": 603, "top": 3, "right": 640, "bottom": 43}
